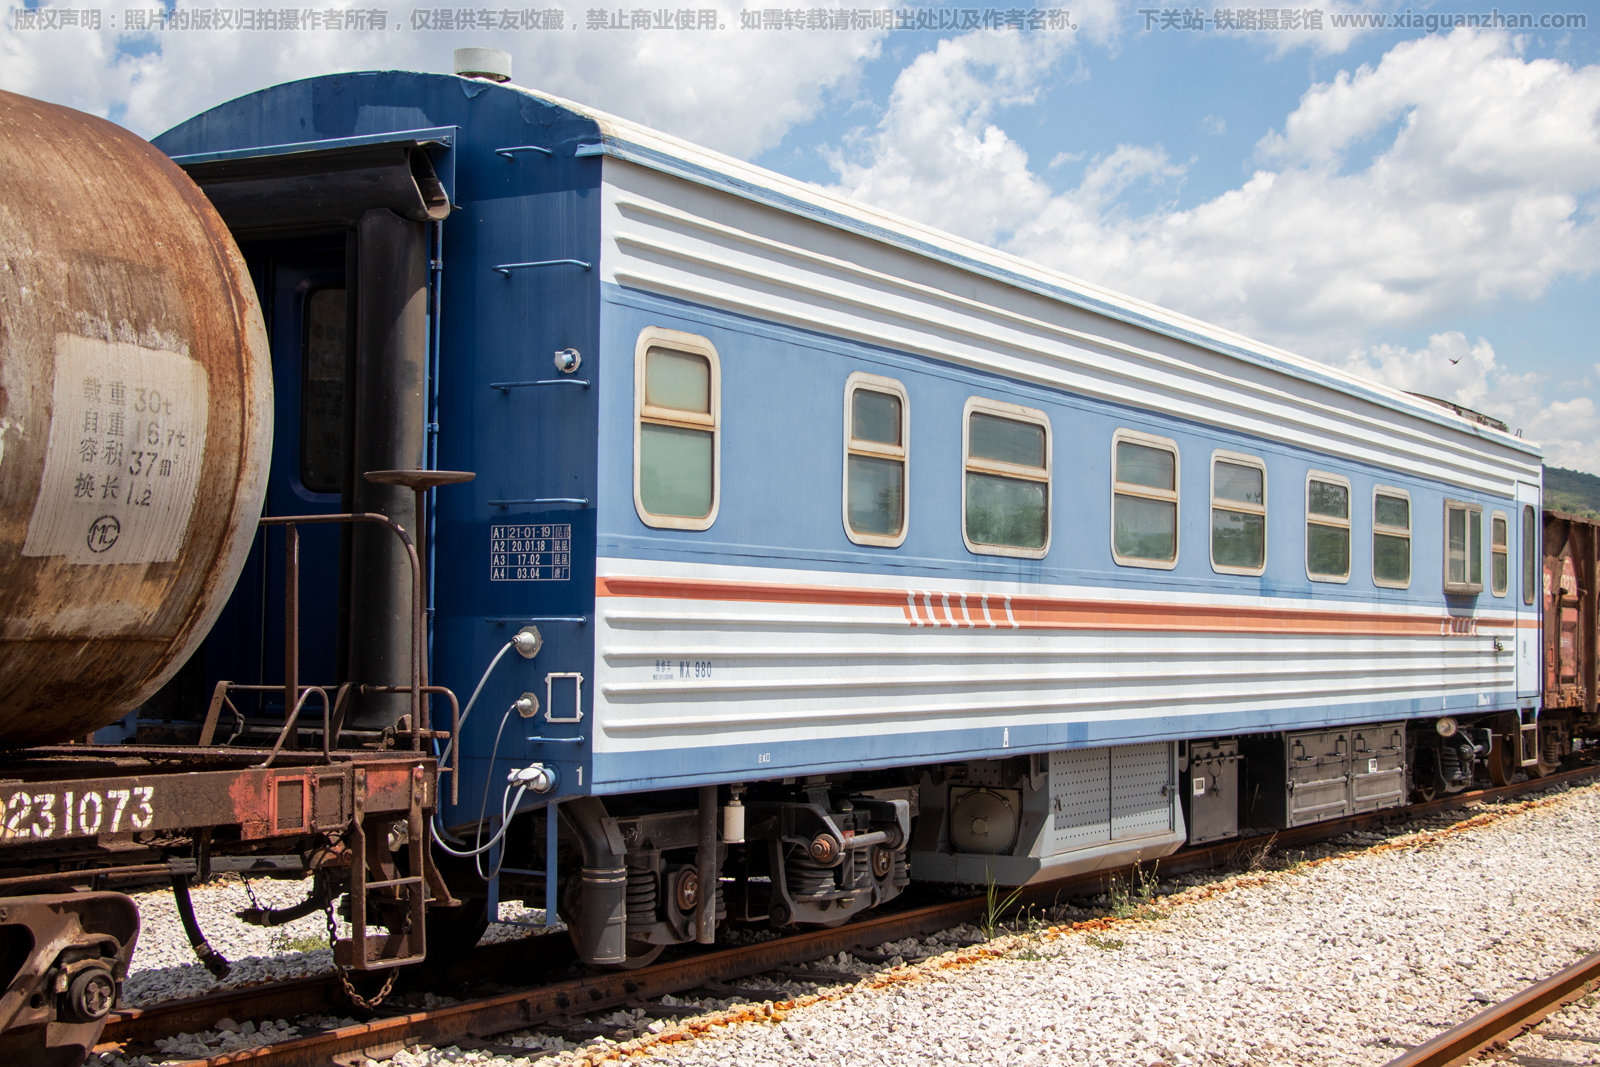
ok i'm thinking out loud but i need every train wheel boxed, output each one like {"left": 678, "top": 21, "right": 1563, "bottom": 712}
{"left": 1525, "top": 756, "right": 1559, "bottom": 779}
{"left": 1488, "top": 733, "right": 1517, "bottom": 786}
{"left": 424, "top": 897, "right": 489, "bottom": 963}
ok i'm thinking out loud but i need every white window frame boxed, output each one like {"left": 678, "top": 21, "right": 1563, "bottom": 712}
{"left": 1371, "top": 485, "right": 1412, "bottom": 590}
{"left": 632, "top": 327, "right": 721, "bottom": 531}
{"left": 1442, "top": 499, "right": 1484, "bottom": 595}
{"left": 842, "top": 372, "right": 909, "bottom": 548}
{"left": 1304, "top": 470, "right": 1352, "bottom": 584}
{"left": 1110, "top": 429, "right": 1181, "bottom": 570}
{"left": 1490, "top": 508, "right": 1509, "bottom": 598}
{"left": 1209, "top": 450, "right": 1266, "bottom": 577}
{"left": 961, "top": 396, "right": 1051, "bottom": 560}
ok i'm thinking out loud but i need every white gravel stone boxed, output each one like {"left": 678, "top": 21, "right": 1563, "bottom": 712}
{"left": 393, "top": 779, "right": 1600, "bottom": 1067}
{"left": 116, "top": 877, "right": 548, "bottom": 1007}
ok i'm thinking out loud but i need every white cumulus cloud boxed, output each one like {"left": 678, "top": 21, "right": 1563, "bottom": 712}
{"left": 1, "top": 4, "right": 884, "bottom": 157}
{"left": 1339, "top": 333, "right": 1599, "bottom": 473}
{"left": 823, "top": 26, "right": 1600, "bottom": 469}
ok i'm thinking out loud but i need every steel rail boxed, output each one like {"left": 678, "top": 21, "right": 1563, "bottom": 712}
{"left": 109, "top": 764, "right": 1598, "bottom": 1066}
{"left": 103, "top": 932, "right": 577, "bottom": 1045}
{"left": 1381, "top": 949, "right": 1600, "bottom": 1067}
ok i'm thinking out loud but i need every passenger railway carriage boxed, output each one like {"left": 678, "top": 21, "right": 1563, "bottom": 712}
{"left": 135, "top": 60, "right": 1554, "bottom": 967}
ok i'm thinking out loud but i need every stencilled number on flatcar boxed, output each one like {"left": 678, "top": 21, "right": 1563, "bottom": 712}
{"left": 2, "top": 785, "right": 154, "bottom": 839}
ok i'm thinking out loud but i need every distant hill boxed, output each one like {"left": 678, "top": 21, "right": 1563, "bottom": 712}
{"left": 1544, "top": 466, "right": 1600, "bottom": 519}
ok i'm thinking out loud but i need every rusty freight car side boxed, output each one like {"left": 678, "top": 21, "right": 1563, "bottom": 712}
{"left": 1533, "top": 510, "right": 1600, "bottom": 772}
{"left": 1543, "top": 512, "right": 1600, "bottom": 717}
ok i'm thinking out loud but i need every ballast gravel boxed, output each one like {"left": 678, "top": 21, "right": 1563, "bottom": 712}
{"left": 96, "top": 778, "right": 1600, "bottom": 1067}
{"left": 116, "top": 877, "right": 547, "bottom": 1007}
{"left": 444, "top": 780, "right": 1600, "bottom": 1067}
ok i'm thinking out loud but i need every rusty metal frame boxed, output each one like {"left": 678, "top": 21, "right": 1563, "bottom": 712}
{"left": 257, "top": 512, "right": 426, "bottom": 751}
{"left": 361, "top": 685, "right": 461, "bottom": 804}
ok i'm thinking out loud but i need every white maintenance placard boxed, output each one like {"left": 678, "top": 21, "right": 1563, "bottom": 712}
{"left": 490, "top": 523, "right": 572, "bottom": 581}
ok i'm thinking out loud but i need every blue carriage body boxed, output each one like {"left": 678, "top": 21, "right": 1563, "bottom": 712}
{"left": 155, "top": 70, "right": 1543, "bottom": 841}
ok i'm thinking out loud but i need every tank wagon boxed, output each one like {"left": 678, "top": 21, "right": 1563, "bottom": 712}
{"left": 0, "top": 90, "right": 452, "bottom": 1066}
{"left": 0, "top": 54, "right": 1590, "bottom": 1060}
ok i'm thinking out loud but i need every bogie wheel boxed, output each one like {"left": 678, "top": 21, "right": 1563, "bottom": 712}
{"left": 424, "top": 897, "right": 490, "bottom": 963}
{"left": 1488, "top": 732, "right": 1517, "bottom": 787}
{"left": 1525, "top": 755, "right": 1560, "bottom": 779}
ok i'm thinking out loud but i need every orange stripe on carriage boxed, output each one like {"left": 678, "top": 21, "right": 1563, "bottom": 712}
{"left": 595, "top": 575, "right": 1516, "bottom": 637}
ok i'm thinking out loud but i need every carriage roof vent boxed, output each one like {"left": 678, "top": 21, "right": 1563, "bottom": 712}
{"left": 1405, "top": 392, "right": 1509, "bottom": 433}
{"left": 455, "top": 47, "right": 512, "bottom": 82}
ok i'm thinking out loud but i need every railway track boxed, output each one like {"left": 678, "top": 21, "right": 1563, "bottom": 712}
{"left": 1382, "top": 948, "right": 1600, "bottom": 1067}
{"left": 101, "top": 764, "right": 1600, "bottom": 1067}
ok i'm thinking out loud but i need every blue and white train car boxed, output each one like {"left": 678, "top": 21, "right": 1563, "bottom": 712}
{"left": 154, "top": 61, "right": 1544, "bottom": 965}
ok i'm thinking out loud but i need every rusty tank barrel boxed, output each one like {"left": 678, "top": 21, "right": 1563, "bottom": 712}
{"left": 0, "top": 90, "right": 272, "bottom": 747}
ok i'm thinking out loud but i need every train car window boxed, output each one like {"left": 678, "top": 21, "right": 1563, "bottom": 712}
{"left": 1305, "top": 472, "right": 1351, "bottom": 583}
{"left": 1443, "top": 500, "right": 1484, "bottom": 594}
{"left": 1523, "top": 504, "right": 1537, "bottom": 605}
{"left": 633, "top": 328, "right": 720, "bottom": 530}
{"left": 1490, "top": 511, "right": 1509, "bottom": 597}
{"left": 962, "top": 397, "right": 1051, "bottom": 558}
{"left": 300, "top": 287, "right": 348, "bottom": 494}
{"left": 1210, "top": 451, "right": 1266, "bottom": 575}
{"left": 1111, "top": 430, "right": 1180, "bottom": 569}
{"left": 1372, "top": 488, "right": 1412, "bottom": 589}
{"left": 843, "top": 373, "right": 909, "bottom": 547}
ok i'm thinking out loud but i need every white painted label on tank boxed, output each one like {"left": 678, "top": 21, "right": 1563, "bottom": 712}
{"left": 22, "top": 334, "right": 209, "bottom": 565}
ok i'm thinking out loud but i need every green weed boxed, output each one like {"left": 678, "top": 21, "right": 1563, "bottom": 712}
{"left": 268, "top": 930, "right": 330, "bottom": 954}
{"left": 1106, "top": 859, "right": 1165, "bottom": 921}
{"left": 980, "top": 867, "right": 1026, "bottom": 938}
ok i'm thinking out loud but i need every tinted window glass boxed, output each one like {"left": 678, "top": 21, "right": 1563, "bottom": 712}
{"left": 1447, "top": 507, "right": 1468, "bottom": 585}
{"left": 1116, "top": 441, "right": 1175, "bottom": 491}
{"left": 301, "top": 287, "right": 347, "bottom": 494}
{"left": 1375, "top": 533, "right": 1411, "bottom": 584}
{"left": 970, "top": 413, "right": 1045, "bottom": 468}
{"left": 852, "top": 390, "right": 901, "bottom": 446}
{"left": 1375, "top": 494, "right": 1409, "bottom": 529}
{"left": 640, "top": 423, "right": 712, "bottom": 518}
{"left": 1213, "top": 510, "right": 1264, "bottom": 569}
{"left": 967, "top": 472, "right": 1047, "bottom": 549}
{"left": 1214, "top": 461, "right": 1262, "bottom": 504}
{"left": 1523, "top": 505, "right": 1537, "bottom": 605}
{"left": 1116, "top": 496, "right": 1177, "bottom": 561}
{"left": 848, "top": 454, "right": 903, "bottom": 537}
{"left": 1309, "top": 480, "right": 1348, "bottom": 519}
{"left": 645, "top": 348, "right": 710, "bottom": 413}
{"left": 1308, "top": 525, "right": 1351, "bottom": 578}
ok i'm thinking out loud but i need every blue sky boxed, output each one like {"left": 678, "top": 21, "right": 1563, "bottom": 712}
{"left": 5, "top": 0, "right": 1598, "bottom": 469}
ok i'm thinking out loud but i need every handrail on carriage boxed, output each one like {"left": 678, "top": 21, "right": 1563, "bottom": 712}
{"left": 198, "top": 511, "right": 458, "bottom": 774}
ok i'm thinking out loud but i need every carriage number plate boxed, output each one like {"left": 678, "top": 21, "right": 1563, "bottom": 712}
{"left": 1, "top": 786, "right": 154, "bottom": 840}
